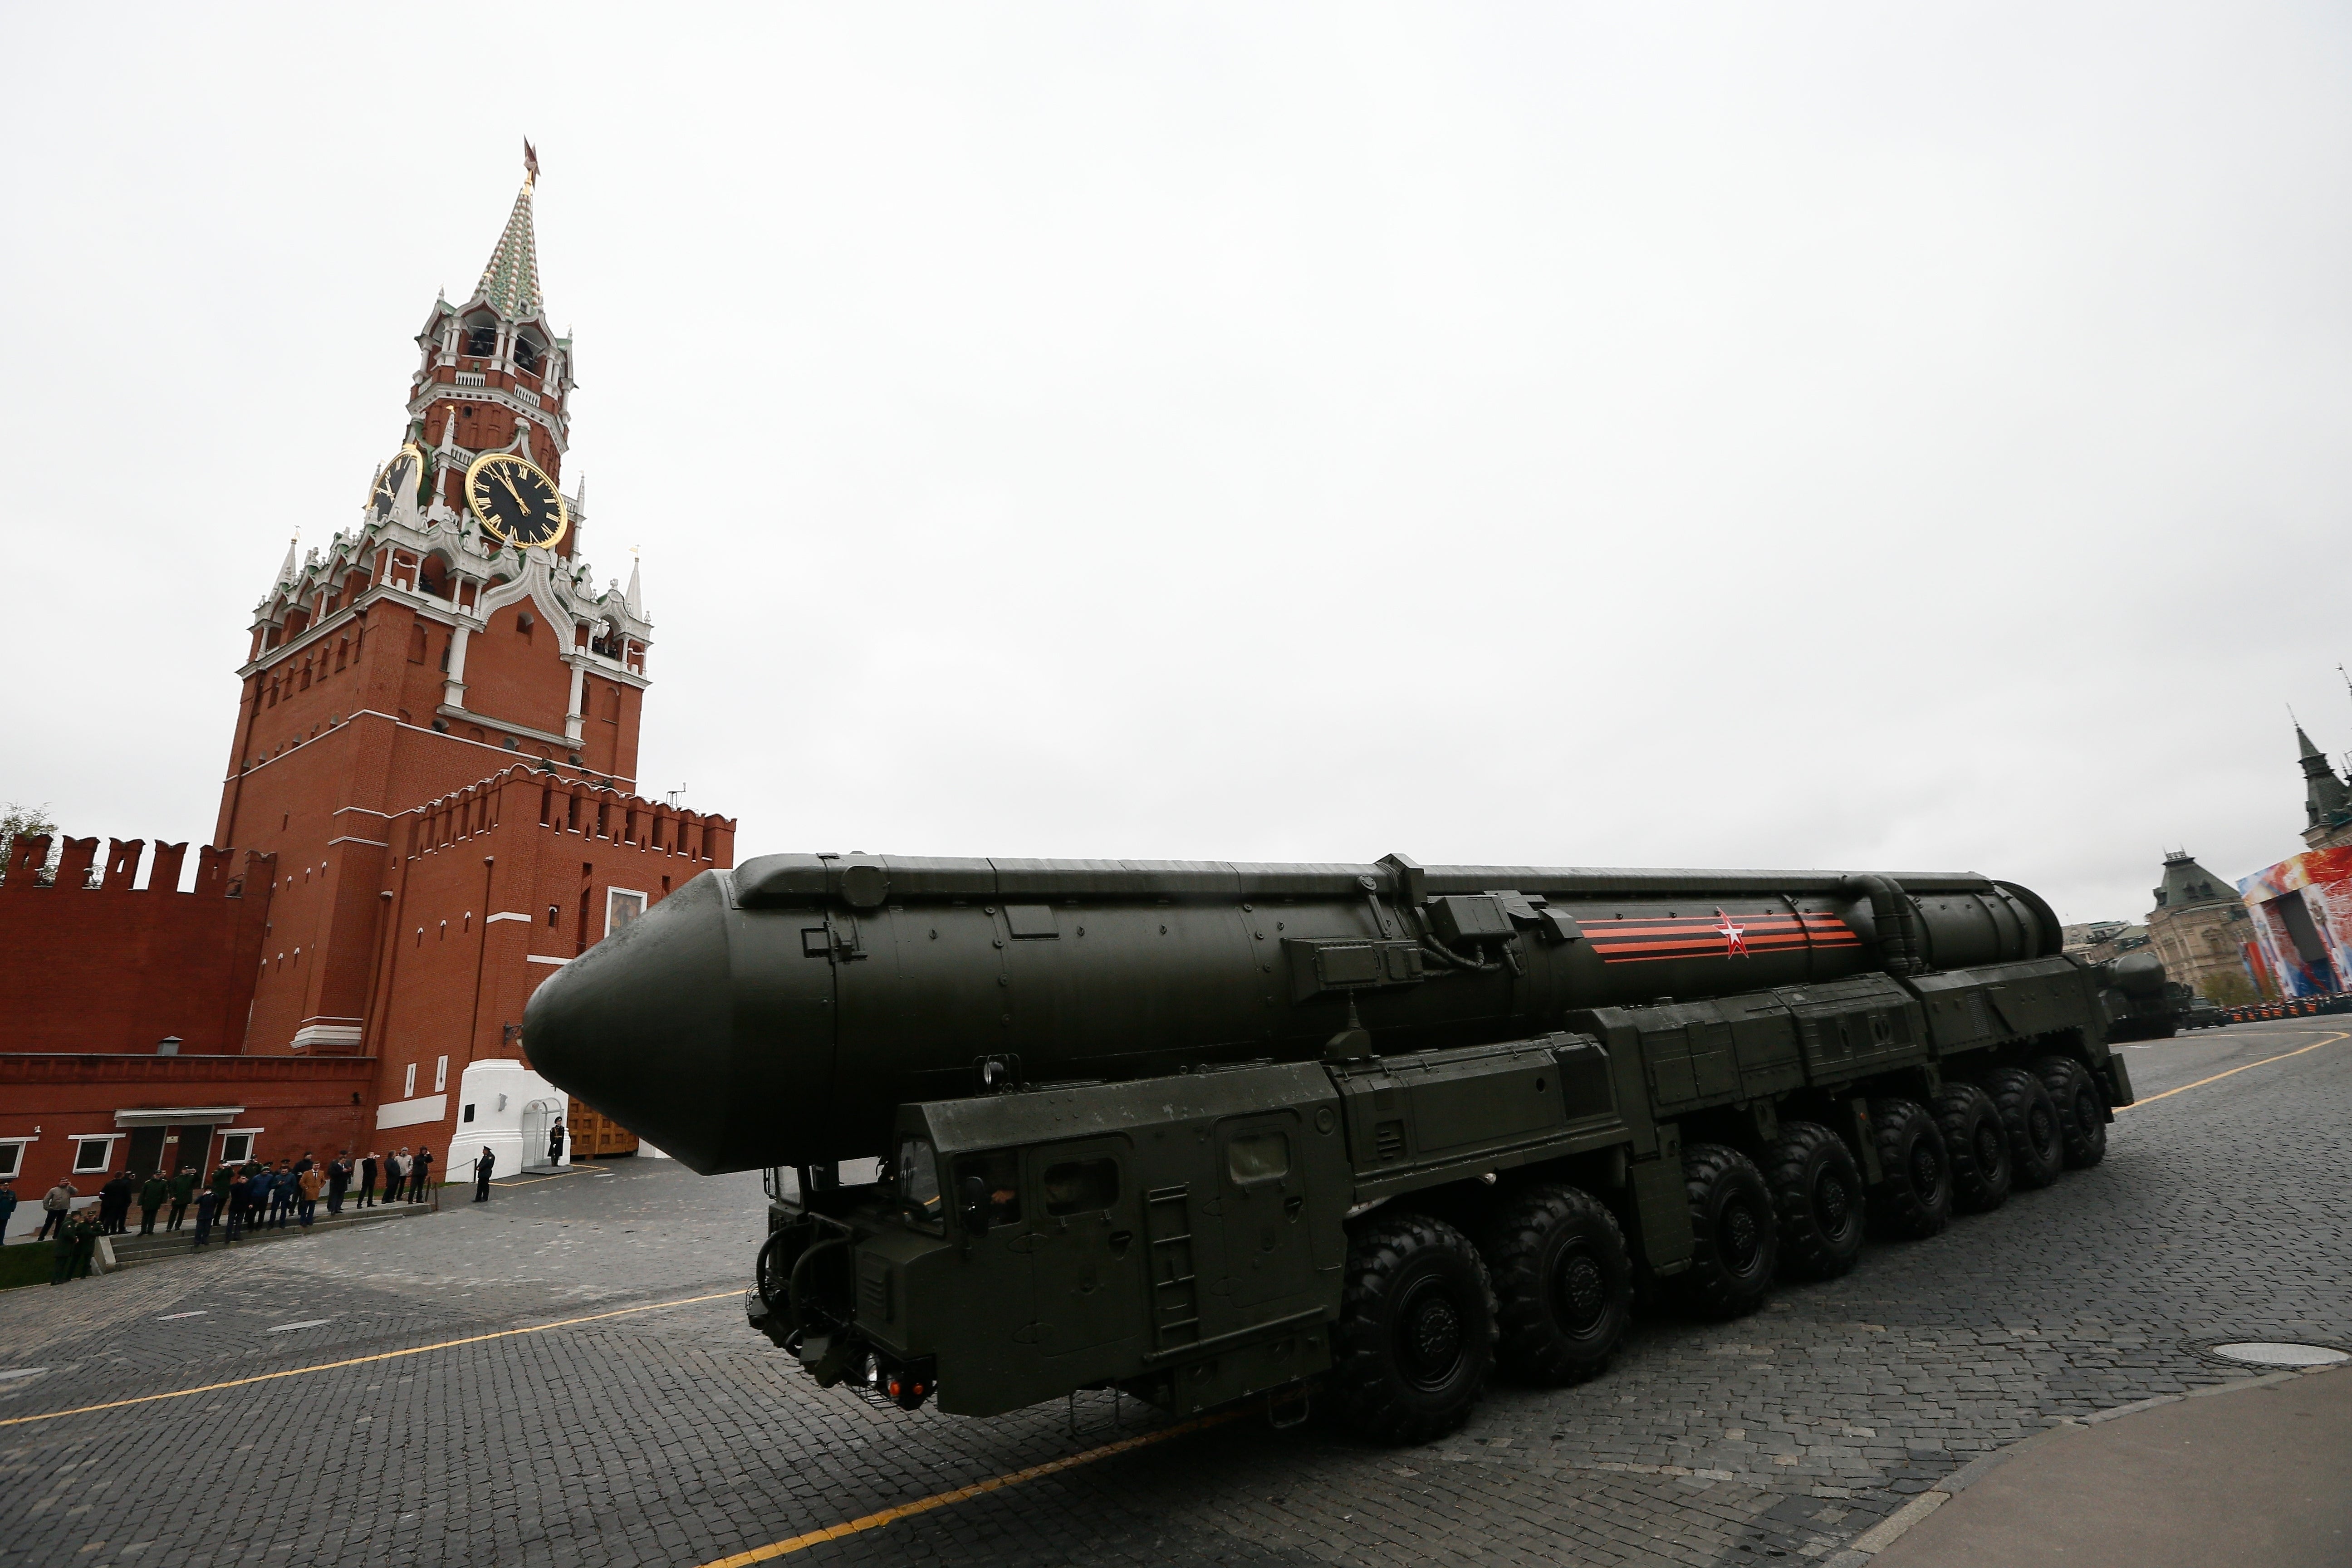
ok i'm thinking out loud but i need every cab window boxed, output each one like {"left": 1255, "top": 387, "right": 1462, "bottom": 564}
{"left": 1042, "top": 1156, "right": 1119, "bottom": 1217}
{"left": 955, "top": 1151, "right": 1023, "bottom": 1228}
{"left": 896, "top": 1137, "right": 942, "bottom": 1227}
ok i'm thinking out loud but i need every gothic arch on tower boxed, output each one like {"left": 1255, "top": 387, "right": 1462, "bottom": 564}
{"left": 475, "top": 546, "right": 586, "bottom": 643}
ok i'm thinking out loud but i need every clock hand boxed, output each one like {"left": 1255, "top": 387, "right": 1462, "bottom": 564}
{"left": 497, "top": 471, "right": 530, "bottom": 505}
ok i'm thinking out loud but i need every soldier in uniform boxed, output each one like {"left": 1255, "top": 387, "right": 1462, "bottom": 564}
{"left": 167, "top": 1165, "right": 198, "bottom": 1230}
{"left": 138, "top": 1169, "right": 169, "bottom": 1235}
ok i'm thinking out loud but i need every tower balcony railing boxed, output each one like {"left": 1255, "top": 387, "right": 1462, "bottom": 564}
{"left": 451, "top": 353, "right": 549, "bottom": 387}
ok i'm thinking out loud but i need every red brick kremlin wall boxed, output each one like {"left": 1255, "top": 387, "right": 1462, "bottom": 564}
{"left": 364, "top": 766, "right": 730, "bottom": 1161}
{"left": 0, "top": 836, "right": 274, "bottom": 1054}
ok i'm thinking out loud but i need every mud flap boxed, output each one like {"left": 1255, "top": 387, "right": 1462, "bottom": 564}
{"left": 1624, "top": 1152, "right": 1693, "bottom": 1275}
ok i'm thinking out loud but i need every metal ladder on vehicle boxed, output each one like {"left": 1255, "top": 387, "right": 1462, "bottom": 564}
{"left": 1144, "top": 1183, "right": 1201, "bottom": 1350}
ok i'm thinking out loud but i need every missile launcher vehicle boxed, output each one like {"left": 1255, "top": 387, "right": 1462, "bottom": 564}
{"left": 526, "top": 852, "right": 2130, "bottom": 1443}
{"left": 2095, "top": 950, "right": 2185, "bottom": 1041}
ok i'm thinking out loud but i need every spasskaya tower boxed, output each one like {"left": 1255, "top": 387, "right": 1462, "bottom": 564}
{"left": 206, "top": 146, "right": 730, "bottom": 1170}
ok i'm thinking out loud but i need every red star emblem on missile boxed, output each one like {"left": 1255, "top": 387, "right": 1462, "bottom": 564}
{"left": 1714, "top": 908, "right": 1749, "bottom": 957}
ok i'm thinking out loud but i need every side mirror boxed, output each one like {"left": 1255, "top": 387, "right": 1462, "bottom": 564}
{"left": 960, "top": 1174, "right": 988, "bottom": 1236}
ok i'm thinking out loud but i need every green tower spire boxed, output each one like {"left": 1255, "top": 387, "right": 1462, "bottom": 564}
{"left": 2297, "top": 722, "right": 2352, "bottom": 832}
{"left": 473, "top": 140, "right": 544, "bottom": 319}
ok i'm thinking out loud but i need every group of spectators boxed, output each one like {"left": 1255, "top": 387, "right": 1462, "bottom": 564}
{"left": 2, "top": 1131, "right": 576, "bottom": 1284}
{"left": 12, "top": 1146, "right": 441, "bottom": 1282}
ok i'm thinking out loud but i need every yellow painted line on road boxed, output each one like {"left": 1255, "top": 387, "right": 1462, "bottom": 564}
{"left": 698, "top": 1408, "right": 1247, "bottom": 1567}
{"left": 0, "top": 1289, "right": 737, "bottom": 1428}
{"left": 2118, "top": 1030, "right": 2347, "bottom": 1112}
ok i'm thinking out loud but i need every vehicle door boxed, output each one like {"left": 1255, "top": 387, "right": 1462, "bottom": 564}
{"left": 1215, "top": 1111, "right": 1316, "bottom": 1312}
{"left": 1021, "top": 1137, "right": 1142, "bottom": 1357}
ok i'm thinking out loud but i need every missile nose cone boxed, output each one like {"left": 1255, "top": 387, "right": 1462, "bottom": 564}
{"left": 525, "top": 870, "right": 815, "bottom": 1174}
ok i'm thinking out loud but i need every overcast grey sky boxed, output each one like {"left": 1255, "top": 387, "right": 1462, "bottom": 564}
{"left": 4, "top": 5, "right": 2347, "bottom": 923}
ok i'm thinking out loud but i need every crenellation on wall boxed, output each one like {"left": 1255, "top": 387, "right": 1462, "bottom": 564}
{"left": 55, "top": 836, "right": 98, "bottom": 892}
{"left": 0, "top": 838, "right": 276, "bottom": 1054}
{"left": 102, "top": 838, "right": 144, "bottom": 891}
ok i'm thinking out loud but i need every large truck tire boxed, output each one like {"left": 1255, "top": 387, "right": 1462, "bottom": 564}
{"left": 1866, "top": 1098, "right": 1953, "bottom": 1240}
{"left": 1676, "top": 1143, "right": 1778, "bottom": 1318}
{"left": 1479, "top": 1182, "right": 1633, "bottom": 1386}
{"left": 2035, "top": 1055, "right": 2109, "bottom": 1169}
{"left": 1933, "top": 1083, "right": 2013, "bottom": 1213}
{"left": 1764, "top": 1122, "right": 1866, "bottom": 1281}
{"left": 1331, "top": 1211, "right": 1498, "bottom": 1445}
{"left": 1982, "top": 1066, "right": 2064, "bottom": 1189}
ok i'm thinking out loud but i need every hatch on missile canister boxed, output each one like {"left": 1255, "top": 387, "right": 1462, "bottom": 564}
{"left": 525, "top": 851, "right": 2127, "bottom": 1443}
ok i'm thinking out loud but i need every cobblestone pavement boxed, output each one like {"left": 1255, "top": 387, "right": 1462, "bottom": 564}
{"left": 0, "top": 1017, "right": 2344, "bottom": 1568}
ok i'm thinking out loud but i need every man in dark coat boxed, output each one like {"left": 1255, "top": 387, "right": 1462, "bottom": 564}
{"left": 99, "top": 1171, "right": 136, "bottom": 1235}
{"left": 71, "top": 1209, "right": 102, "bottom": 1277}
{"left": 53, "top": 1209, "right": 102, "bottom": 1282}
{"left": 50, "top": 1212, "right": 82, "bottom": 1284}
{"left": 414, "top": 1147, "right": 436, "bottom": 1205}
{"left": 167, "top": 1165, "right": 198, "bottom": 1230}
{"left": 225, "top": 1168, "right": 250, "bottom": 1243}
{"left": 326, "top": 1152, "right": 352, "bottom": 1216}
{"left": 473, "top": 1147, "right": 496, "bottom": 1202}
{"left": 138, "top": 1170, "right": 169, "bottom": 1235}
{"left": 269, "top": 1162, "right": 297, "bottom": 1229}
{"left": 358, "top": 1152, "right": 379, "bottom": 1208}
{"left": 191, "top": 1185, "right": 217, "bottom": 1248}
{"left": 548, "top": 1119, "right": 567, "bottom": 1167}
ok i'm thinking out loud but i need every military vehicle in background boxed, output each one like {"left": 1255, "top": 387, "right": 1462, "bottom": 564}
{"left": 527, "top": 853, "right": 2128, "bottom": 1444}
{"left": 2097, "top": 950, "right": 2184, "bottom": 1040}
{"left": 2179, "top": 992, "right": 2232, "bottom": 1030}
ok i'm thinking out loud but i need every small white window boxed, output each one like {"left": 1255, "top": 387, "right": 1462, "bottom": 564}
{"left": 607, "top": 887, "right": 647, "bottom": 937}
{"left": 218, "top": 1132, "right": 255, "bottom": 1165}
{"left": 435, "top": 1055, "right": 449, "bottom": 1093}
{"left": 72, "top": 1136, "right": 119, "bottom": 1174}
{"left": 404, "top": 1063, "right": 417, "bottom": 1098}
{"left": 0, "top": 1140, "right": 27, "bottom": 1179}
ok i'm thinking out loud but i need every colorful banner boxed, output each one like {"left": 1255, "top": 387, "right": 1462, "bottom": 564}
{"left": 2238, "top": 846, "right": 2352, "bottom": 997}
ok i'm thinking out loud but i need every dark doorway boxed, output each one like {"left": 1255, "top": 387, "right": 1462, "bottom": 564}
{"left": 170, "top": 1125, "right": 215, "bottom": 1177}
{"left": 125, "top": 1127, "right": 165, "bottom": 1178}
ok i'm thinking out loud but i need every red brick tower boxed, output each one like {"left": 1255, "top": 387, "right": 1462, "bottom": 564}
{"left": 0, "top": 149, "right": 725, "bottom": 1208}
{"left": 215, "top": 149, "right": 700, "bottom": 1069}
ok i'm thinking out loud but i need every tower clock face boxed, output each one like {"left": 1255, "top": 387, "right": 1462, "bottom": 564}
{"left": 368, "top": 443, "right": 427, "bottom": 521}
{"left": 466, "top": 452, "right": 570, "bottom": 550}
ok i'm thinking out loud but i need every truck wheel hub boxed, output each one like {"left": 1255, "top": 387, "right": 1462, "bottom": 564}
{"left": 1815, "top": 1171, "right": 1851, "bottom": 1230}
{"left": 1397, "top": 1279, "right": 1465, "bottom": 1387}
{"left": 1722, "top": 1201, "right": 1761, "bottom": 1270}
{"left": 1551, "top": 1250, "right": 1607, "bottom": 1333}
